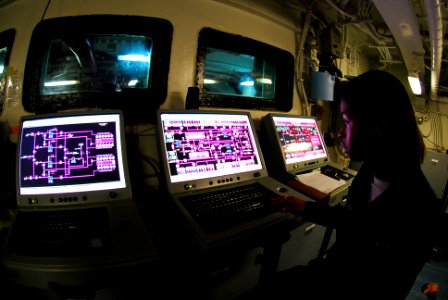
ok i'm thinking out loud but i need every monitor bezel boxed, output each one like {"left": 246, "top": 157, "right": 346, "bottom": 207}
{"left": 16, "top": 109, "right": 132, "bottom": 208}
{"left": 156, "top": 109, "right": 269, "bottom": 194}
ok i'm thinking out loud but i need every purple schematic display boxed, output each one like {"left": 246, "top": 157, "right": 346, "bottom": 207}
{"left": 19, "top": 121, "right": 120, "bottom": 189}
{"left": 271, "top": 115, "right": 327, "bottom": 165}
{"left": 160, "top": 112, "right": 264, "bottom": 184}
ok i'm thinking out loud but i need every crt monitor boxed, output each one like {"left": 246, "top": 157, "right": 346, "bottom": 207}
{"left": 16, "top": 110, "right": 132, "bottom": 208}
{"left": 261, "top": 113, "right": 330, "bottom": 174}
{"left": 22, "top": 15, "right": 173, "bottom": 124}
{"left": 195, "top": 28, "right": 294, "bottom": 112}
{"left": 156, "top": 109, "right": 268, "bottom": 194}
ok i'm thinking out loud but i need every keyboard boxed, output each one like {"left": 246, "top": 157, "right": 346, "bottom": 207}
{"left": 320, "top": 165, "right": 353, "bottom": 181}
{"left": 180, "top": 183, "right": 278, "bottom": 233}
{"left": 7, "top": 207, "right": 112, "bottom": 256}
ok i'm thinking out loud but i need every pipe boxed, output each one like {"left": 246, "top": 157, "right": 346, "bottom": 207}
{"left": 423, "top": 0, "right": 444, "bottom": 101}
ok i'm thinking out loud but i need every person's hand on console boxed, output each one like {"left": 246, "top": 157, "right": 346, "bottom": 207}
{"left": 271, "top": 195, "right": 307, "bottom": 214}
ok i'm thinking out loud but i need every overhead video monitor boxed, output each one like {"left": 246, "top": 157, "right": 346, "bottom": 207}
{"left": 195, "top": 28, "right": 294, "bottom": 111}
{"left": 22, "top": 15, "right": 173, "bottom": 124}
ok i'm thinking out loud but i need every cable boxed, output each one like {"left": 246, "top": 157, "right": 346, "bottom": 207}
{"left": 140, "top": 155, "right": 161, "bottom": 184}
{"left": 40, "top": 0, "right": 51, "bottom": 21}
{"left": 140, "top": 155, "right": 160, "bottom": 173}
{"left": 296, "top": 2, "right": 314, "bottom": 116}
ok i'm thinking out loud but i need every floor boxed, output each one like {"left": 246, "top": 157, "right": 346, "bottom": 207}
{"left": 406, "top": 259, "right": 448, "bottom": 300}
{"left": 2, "top": 217, "right": 447, "bottom": 300}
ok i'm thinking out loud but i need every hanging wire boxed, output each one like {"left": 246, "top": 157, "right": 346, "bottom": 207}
{"left": 420, "top": 99, "right": 447, "bottom": 151}
{"left": 295, "top": 1, "right": 315, "bottom": 116}
{"left": 40, "top": 0, "right": 51, "bottom": 21}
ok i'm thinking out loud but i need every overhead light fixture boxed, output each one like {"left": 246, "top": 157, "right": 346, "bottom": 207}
{"left": 408, "top": 72, "right": 422, "bottom": 95}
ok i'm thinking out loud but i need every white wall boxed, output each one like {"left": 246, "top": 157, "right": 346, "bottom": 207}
{"left": 0, "top": 0, "right": 304, "bottom": 128}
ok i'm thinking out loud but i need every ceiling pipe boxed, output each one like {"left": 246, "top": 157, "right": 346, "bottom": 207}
{"left": 423, "top": 0, "right": 444, "bottom": 101}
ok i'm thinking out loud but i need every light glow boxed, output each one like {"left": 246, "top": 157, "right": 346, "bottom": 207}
{"left": 256, "top": 78, "right": 272, "bottom": 84}
{"left": 204, "top": 79, "right": 217, "bottom": 84}
{"left": 117, "top": 54, "right": 151, "bottom": 62}
{"left": 239, "top": 80, "right": 254, "bottom": 86}
{"left": 128, "top": 79, "right": 138, "bottom": 87}
{"left": 44, "top": 80, "right": 80, "bottom": 87}
{"left": 408, "top": 74, "right": 422, "bottom": 95}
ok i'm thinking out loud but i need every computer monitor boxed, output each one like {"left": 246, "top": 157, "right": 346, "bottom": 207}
{"left": 22, "top": 15, "right": 173, "bottom": 124}
{"left": 195, "top": 28, "right": 294, "bottom": 111}
{"left": 261, "top": 113, "right": 330, "bottom": 174}
{"left": 156, "top": 109, "right": 268, "bottom": 194}
{"left": 16, "top": 110, "right": 132, "bottom": 208}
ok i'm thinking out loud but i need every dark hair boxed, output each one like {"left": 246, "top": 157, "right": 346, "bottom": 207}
{"left": 339, "top": 70, "right": 425, "bottom": 165}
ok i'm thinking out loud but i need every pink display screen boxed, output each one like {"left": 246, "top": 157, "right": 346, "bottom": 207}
{"left": 272, "top": 115, "right": 328, "bottom": 165}
{"left": 160, "top": 112, "right": 263, "bottom": 183}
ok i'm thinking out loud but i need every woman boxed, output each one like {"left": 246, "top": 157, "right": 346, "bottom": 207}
{"left": 267, "top": 70, "right": 441, "bottom": 299}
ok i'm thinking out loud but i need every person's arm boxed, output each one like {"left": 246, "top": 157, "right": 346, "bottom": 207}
{"left": 272, "top": 195, "right": 349, "bottom": 228}
{"left": 271, "top": 195, "right": 307, "bottom": 214}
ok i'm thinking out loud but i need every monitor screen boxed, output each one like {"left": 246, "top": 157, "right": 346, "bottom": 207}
{"left": 203, "top": 47, "right": 276, "bottom": 99}
{"left": 17, "top": 110, "right": 132, "bottom": 207}
{"left": 157, "top": 110, "right": 267, "bottom": 193}
{"left": 195, "top": 28, "right": 294, "bottom": 111}
{"left": 262, "top": 114, "right": 329, "bottom": 174}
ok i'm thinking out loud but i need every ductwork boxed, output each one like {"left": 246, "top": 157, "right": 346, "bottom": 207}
{"left": 372, "top": 0, "right": 425, "bottom": 77}
{"left": 423, "top": 0, "right": 443, "bottom": 101}
{"left": 373, "top": 0, "right": 444, "bottom": 100}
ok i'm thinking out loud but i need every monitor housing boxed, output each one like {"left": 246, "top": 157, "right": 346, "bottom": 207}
{"left": 157, "top": 109, "right": 268, "bottom": 194}
{"left": 261, "top": 113, "right": 330, "bottom": 175}
{"left": 17, "top": 110, "right": 132, "bottom": 208}
{"left": 22, "top": 15, "right": 173, "bottom": 124}
{"left": 195, "top": 28, "right": 294, "bottom": 112}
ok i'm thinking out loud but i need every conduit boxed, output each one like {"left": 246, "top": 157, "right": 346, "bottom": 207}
{"left": 423, "top": 0, "right": 444, "bottom": 101}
